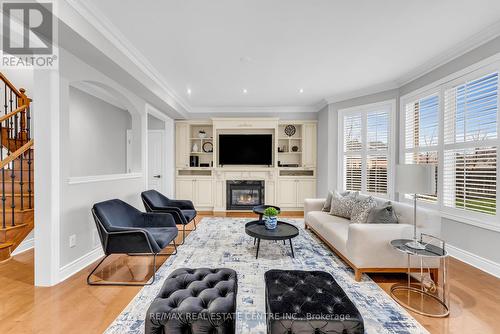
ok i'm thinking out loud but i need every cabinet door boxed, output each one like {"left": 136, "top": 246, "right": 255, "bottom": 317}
{"left": 297, "top": 179, "right": 317, "bottom": 208}
{"left": 277, "top": 179, "right": 297, "bottom": 207}
{"left": 176, "top": 179, "right": 194, "bottom": 202}
{"left": 195, "top": 179, "right": 213, "bottom": 207}
{"left": 302, "top": 123, "right": 317, "bottom": 167}
{"left": 175, "top": 123, "right": 189, "bottom": 168}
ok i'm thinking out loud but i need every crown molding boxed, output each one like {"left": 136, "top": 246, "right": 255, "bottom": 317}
{"left": 190, "top": 104, "right": 322, "bottom": 114}
{"left": 66, "top": 0, "right": 191, "bottom": 116}
{"left": 396, "top": 20, "right": 500, "bottom": 87}
{"left": 325, "top": 81, "right": 399, "bottom": 104}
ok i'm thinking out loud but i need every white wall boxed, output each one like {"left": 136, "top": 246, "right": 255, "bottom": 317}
{"left": 69, "top": 87, "right": 132, "bottom": 176}
{"left": 148, "top": 114, "right": 164, "bottom": 130}
{"left": 58, "top": 49, "right": 148, "bottom": 271}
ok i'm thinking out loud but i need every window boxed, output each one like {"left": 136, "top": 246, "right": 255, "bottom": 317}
{"left": 443, "top": 73, "right": 498, "bottom": 215}
{"left": 403, "top": 94, "right": 439, "bottom": 202}
{"left": 339, "top": 101, "right": 394, "bottom": 198}
{"left": 402, "top": 67, "right": 499, "bottom": 222}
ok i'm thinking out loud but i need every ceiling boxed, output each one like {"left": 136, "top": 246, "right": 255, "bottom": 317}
{"left": 84, "top": 0, "right": 500, "bottom": 111}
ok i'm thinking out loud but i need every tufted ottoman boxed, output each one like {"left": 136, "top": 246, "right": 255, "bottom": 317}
{"left": 145, "top": 268, "right": 238, "bottom": 334}
{"left": 265, "top": 270, "right": 364, "bottom": 334}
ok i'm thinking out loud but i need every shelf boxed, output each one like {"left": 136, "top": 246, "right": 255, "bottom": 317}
{"left": 190, "top": 152, "right": 213, "bottom": 154}
{"left": 278, "top": 137, "right": 302, "bottom": 140}
{"left": 278, "top": 151, "right": 302, "bottom": 154}
{"left": 190, "top": 137, "right": 213, "bottom": 140}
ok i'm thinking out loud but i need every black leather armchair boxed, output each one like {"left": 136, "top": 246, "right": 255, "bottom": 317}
{"left": 141, "top": 190, "right": 197, "bottom": 245}
{"left": 88, "top": 199, "right": 179, "bottom": 286}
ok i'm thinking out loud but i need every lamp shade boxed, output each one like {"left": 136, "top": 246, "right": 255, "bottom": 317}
{"left": 396, "top": 164, "right": 436, "bottom": 194}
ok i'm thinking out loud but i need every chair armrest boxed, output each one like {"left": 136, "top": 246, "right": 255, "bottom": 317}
{"left": 167, "top": 199, "right": 195, "bottom": 210}
{"left": 149, "top": 207, "right": 187, "bottom": 225}
{"left": 140, "top": 213, "right": 178, "bottom": 228}
{"left": 346, "top": 223, "right": 413, "bottom": 268}
{"left": 106, "top": 230, "right": 158, "bottom": 254}
{"left": 304, "top": 198, "right": 326, "bottom": 217}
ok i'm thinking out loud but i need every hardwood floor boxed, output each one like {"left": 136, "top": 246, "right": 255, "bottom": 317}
{"left": 0, "top": 215, "right": 499, "bottom": 333}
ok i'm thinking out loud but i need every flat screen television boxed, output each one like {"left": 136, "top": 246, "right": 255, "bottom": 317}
{"left": 218, "top": 134, "right": 273, "bottom": 165}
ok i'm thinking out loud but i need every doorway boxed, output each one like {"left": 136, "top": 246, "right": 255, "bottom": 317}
{"left": 148, "top": 130, "right": 165, "bottom": 193}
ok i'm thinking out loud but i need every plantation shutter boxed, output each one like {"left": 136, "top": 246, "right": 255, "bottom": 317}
{"left": 443, "top": 72, "right": 498, "bottom": 215}
{"left": 343, "top": 114, "right": 362, "bottom": 191}
{"left": 366, "top": 110, "right": 389, "bottom": 195}
{"left": 404, "top": 94, "right": 439, "bottom": 202}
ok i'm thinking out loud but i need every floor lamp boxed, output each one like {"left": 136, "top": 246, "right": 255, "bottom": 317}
{"left": 396, "top": 164, "right": 436, "bottom": 250}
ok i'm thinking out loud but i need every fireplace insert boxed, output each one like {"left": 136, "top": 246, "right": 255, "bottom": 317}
{"left": 226, "top": 180, "right": 264, "bottom": 210}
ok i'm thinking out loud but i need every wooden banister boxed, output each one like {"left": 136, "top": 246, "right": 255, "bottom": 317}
{"left": 0, "top": 139, "right": 33, "bottom": 169}
{"left": 0, "top": 105, "right": 28, "bottom": 123}
{"left": 0, "top": 72, "right": 22, "bottom": 97}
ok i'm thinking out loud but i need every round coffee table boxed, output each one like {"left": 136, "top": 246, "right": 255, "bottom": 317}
{"left": 252, "top": 205, "right": 281, "bottom": 224}
{"left": 245, "top": 220, "right": 299, "bottom": 259}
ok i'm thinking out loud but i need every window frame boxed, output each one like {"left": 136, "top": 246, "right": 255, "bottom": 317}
{"left": 338, "top": 99, "right": 396, "bottom": 199}
{"left": 400, "top": 59, "right": 500, "bottom": 227}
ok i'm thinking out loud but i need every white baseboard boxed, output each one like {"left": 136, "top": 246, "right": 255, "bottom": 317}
{"left": 447, "top": 244, "right": 500, "bottom": 278}
{"left": 58, "top": 247, "right": 104, "bottom": 283}
{"left": 11, "top": 237, "right": 34, "bottom": 256}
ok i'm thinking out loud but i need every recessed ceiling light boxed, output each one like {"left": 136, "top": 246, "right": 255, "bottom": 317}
{"left": 187, "top": 88, "right": 192, "bottom": 95}
{"left": 243, "top": 88, "right": 248, "bottom": 94}
{"left": 299, "top": 88, "right": 304, "bottom": 94}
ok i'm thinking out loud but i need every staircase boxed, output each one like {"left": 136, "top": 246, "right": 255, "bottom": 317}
{"left": 0, "top": 72, "right": 34, "bottom": 262}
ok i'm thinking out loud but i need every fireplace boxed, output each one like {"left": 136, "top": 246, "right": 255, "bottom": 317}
{"left": 226, "top": 180, "right": 264, "bottom": 210}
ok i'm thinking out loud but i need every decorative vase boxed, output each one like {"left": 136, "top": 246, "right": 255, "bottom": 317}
{"left": 192, "top": 143, "right": 199, "bottom": 152}
{"left": 265, "top": 216, "right": 278, "bottom": 230}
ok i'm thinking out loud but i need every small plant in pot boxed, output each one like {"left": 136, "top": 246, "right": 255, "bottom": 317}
{"left": 263, "top": 207, "right": 279, "bottom": 230}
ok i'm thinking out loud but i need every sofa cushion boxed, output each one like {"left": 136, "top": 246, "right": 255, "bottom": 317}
{"left": 329, "top": 191, "right": 358, "bottom": 218}
{"left": 306, "top": 211, "right": 349, "bottom": 257}
{"left": 366, "top": 202, "right": 399, "bottom": 224}
{"left": 350, "top": 196, "right": 377, "bottom": 224}
{"left": 322, "top": 191, "right": 334, "bottom": 212}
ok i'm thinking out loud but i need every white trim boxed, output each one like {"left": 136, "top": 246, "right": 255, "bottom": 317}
{"left": 58, "top": 247, "right": 104, "bottom": 283}
{"left": 191, "top": 104, "right": 323, "bottom": 114}
{"left": 337, "top": 99, "right": 396, "bottom": 199}
{"left": 66, "top": 0, "right": 190, "bottom": 116}
{"left": 12, "top": 237, "right": 34, "bottom": 256}
{"left": 68, "top": 173, "right": 143, "bottom": 185}
{"left": 398, "top": 21, "right": 500, "bottom": 87}
{"left": 442, "top": 212, "right": 500, "bottom": 233}
{"left": 400, "top": 53, "right": 500, "bottom": 101}
{"left": 70, "top": 81, "right": 126, "bottom": 110}
{"left": 447, "top": 244, "right": 500, "bottom": 279}
{"left": 326, "top": 82, "right": 399, "bottom": 104}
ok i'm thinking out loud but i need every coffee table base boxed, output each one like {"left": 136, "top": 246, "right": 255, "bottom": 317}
{"left": 253, "top": 238, "right": 295, "bottom": 259}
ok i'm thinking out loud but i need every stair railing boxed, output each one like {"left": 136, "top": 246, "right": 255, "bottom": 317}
{"left": 0, "top": 72, "right": 33, "bottom": 229}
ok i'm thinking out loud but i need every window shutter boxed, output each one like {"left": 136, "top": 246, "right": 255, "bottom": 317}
{"left": 345, "top": 156, "right": 362, "bottom": 191}
{"left": 366, "top": 155, "right": 387, "bottom": 194}
{"left": 344, "top": 114, "right": 362, "bottom": 152}
{"left": 443, "top": 72, "right": 498, "bottom": 215}
{"left": 367, "top": 111, "right": 389, "bottom": 150}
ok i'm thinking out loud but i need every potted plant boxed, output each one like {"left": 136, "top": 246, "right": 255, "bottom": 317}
{"left": 263, "top": 207, "right": 279, "bottom": 230}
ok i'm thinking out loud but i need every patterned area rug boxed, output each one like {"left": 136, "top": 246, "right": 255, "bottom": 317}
{"left": 105, "top": 217, "right": 427, "bottom": 334}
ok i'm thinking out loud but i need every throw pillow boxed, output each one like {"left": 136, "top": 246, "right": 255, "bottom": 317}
{"left": 350, "top": 196, "right": 377, "bottom": 224}
{"left": 366, "top": 202, "right": 399, "bottom": 224}
{"left": 329, "top": 191, "right": 358, "bottom": 218}
{"left": 322, "top": 191, "right": 334, "bottom": 212}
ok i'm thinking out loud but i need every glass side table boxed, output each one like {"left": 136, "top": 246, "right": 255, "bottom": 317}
{"left": 390, "top": 234, "right": 449, "bottom": 318}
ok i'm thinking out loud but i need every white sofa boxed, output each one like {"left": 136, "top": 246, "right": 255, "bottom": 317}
{"left": 304, "top": 195, "right": 442, "bottom": 281}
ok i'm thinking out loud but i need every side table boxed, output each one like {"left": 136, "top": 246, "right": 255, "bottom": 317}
{"left": 390, "top": 234, "right": 449, "bottom": 317}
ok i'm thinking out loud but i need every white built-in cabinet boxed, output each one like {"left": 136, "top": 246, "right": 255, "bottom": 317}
{"left": 277, "top": 178, "right": 316, "bottom": 208}
{"left": 175, "top": 123, "right": 190, "bottom": 168}
{"left": 175, "top": 118, "right": 317, "bottom": 211}
{"left": 175, "top": 178, "right": 213, "bottom": 208}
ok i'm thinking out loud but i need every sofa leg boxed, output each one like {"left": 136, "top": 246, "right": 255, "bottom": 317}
{"left": 354, "top": 269, "right": 362, "bottom": 282}
{"left": 304, "top": 223, "right": 309, "bottom": 230}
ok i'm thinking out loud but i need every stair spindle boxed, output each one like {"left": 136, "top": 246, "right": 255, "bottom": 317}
{"left": 10, "top": 158, "right": 15, "bottom": 226}
{"left": 20, "top": 153, "right": 24, "bottom": 210}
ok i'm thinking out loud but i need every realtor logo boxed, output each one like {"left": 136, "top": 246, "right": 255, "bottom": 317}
{"left": 1, "top": 1, "right": 56, "bottom": 68}
{"left": 2, "top": 2, "right": 53, "bottom": 54}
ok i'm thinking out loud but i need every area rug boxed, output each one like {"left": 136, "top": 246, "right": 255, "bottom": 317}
{"left": 105, "top": 217, "right": 428, "bottom": 334}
